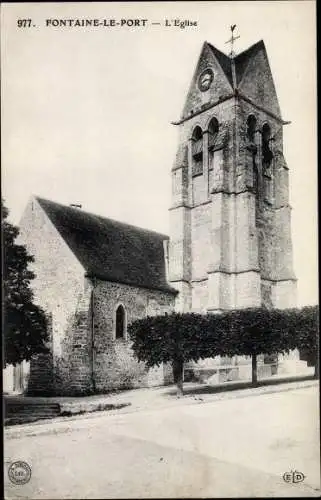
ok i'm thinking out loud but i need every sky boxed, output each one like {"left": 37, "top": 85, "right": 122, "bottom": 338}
{"left": 1, "top": 1, "right": 317, "bottom": 306}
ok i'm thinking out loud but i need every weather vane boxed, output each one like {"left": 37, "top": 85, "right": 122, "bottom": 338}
{"left": 225, "top": 25, "right": 240, "bottom": 58}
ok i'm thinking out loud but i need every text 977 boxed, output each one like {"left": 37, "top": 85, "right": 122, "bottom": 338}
{"left": 17, "top": 19, "right": 33, "bottom": 28}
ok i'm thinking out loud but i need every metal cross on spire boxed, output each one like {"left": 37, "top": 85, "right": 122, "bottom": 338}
{"left": 225, "top": 25, "right": 240, "bottom": 58}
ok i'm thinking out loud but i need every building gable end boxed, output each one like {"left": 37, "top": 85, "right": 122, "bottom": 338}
{"left": 19, "top": 196, "right": 86, "bottom": 277}
{"left": 182, "top": 42, "right": 234, "bottom": 121}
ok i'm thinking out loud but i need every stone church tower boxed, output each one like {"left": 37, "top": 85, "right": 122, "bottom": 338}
{"left": 169, "top": 40, "right": 297, "bottom": 313}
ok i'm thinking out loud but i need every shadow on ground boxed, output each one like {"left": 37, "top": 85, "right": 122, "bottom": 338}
{"left": 164, "top": 374, "right": 317, "bottom": 398}
{"left": 4, "top": 374, "right": 317, "bottom": 426}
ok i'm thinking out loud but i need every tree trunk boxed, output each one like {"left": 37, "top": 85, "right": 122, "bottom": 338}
{"left": 173, "top": 358, "right": 184, "bottom": 397}
{"left": 252, "top": 354, "right": 258, "bottom": 386}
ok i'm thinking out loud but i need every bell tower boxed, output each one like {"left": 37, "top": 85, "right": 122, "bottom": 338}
{"left": 168, "top": 38, "right": 297, "bottom": 313}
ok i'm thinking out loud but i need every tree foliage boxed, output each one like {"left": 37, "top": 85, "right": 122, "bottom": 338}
{"left": 130, "top": 313, "right": 204, "bottom": 366}
{"left": 291, "top": 306, "right": 319, "bottom": 374}
{"left": 2, "top": 199, "right": 48, "bottom": 366}
{"left": 129, "top": 306, "right": 319, "bottom": 393}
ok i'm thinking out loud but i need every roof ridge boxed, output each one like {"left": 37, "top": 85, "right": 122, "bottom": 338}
{"left": 206, "top": 42, "right": 230, "bottom": 61}
{"left": 35, "top": 196, "right": 169, "bottom": 240}
{"left": 234, "top": 39, "right": 265, "bottom": 61}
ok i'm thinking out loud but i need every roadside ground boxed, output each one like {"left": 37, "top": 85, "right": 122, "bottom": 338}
{"left": 5, "top": 376, "right": 318, "bottom": 438}
{"left": 4, "top": 384, "right": 320, "bottom": 498}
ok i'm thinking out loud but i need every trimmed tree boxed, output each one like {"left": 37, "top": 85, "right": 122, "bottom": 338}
{"left": 129, "top": 306, "right": 319, "bottom": 395}
{"left": 269, "top": 306, "right": 319, "bottom": 378}
{"left": 228, "top": 308, "right": 283, "bottom": 386}
{"left": 227, "top": 306, "right": 319, "bottom": 384}
{"left": 293, "top": 305, "right": 319, "bottom": 379}
{"left": 129, "top": 312, "right": 224, "bottom": 396}
{"left": 2, "top": 200, "right": 48, "bottom": 367}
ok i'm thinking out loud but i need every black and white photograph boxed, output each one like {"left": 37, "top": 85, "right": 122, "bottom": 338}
{"left": 2, "top": 1, "right": 319, "bottom": 498}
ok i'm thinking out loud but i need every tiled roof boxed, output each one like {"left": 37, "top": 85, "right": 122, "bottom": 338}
{"left": 36, "top": 197, "right": 176, "bottom": 294}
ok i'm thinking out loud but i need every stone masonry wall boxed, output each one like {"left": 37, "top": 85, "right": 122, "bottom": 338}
{"left": 92, "top": 280, "right": 175, "bottom": 392}
{"left": 170, "top": 77, "right": 296, "bottom": 312}
{"left": 18, "top": 197, "right": 87, "bottom": 395}
{"left": 169, "top": 99, "right": 237, "bottom": 313}
{"left": 18, "top": 197, "right": 86, "bottom": 357}
{"left": 54, "top": 285, "right": 94, "bottom": 395}
{"left": 26, "top": 314, "right": 54, "bottom": 395}
{"left": 17, "top": 198, "right": 175, "bottom": 395}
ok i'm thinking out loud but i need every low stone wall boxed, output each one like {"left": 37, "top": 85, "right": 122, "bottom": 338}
{"left": 184, "top": 362, "right": 278, "bottom": 385}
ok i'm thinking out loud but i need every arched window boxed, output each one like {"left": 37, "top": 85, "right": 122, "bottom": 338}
{"left": 191, "top": 126, "right": 203, "bottom": 177}
{"left": 192, "top": 125, "right": 202, "bottom": 142}
{"left": 207, "top": 118, "right": 219, "bottom": 172}
{"left": 262, "top": 123, "right": 273, "bottom": 170}
{"left": 115, "top": 305, "right": 126, "bottom": 339}
{"left": 208, "top": 117, "right": 219, "bottom": 149}
{"left": 246, "top": 115, "right": 257, "bottom": 143}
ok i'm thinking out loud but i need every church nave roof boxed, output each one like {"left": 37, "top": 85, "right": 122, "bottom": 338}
{"left": 36, "top": 197, "right": 177, "bottom": 294}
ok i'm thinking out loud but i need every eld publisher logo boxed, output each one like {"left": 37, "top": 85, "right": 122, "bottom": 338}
{"left": 8, "top": 461, "right": 31, "bottom": 485}
{"left": 283, "top": 470, "right": 305, "bottom": 484}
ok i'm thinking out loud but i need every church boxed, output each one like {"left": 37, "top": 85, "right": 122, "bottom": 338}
{"left": 5, "top": 38, "right": 300, "bottom": 395}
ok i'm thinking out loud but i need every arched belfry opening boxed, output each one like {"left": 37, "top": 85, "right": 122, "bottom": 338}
{"left": 246, "top": 115, "right": 260, "bottom": 218}
{"left": 207, "top": 117, "right": 219, "bottom": 170}
{"left": 115, "top": 304, "right": 126, "bottom": 339}
{"left": 246, "top": 115, "right": 257, "bottom": 144}
{"left": 191, "top": 126, "right": 203, "bottom": 176}
{"left": 262, "top": 123, "right": 273, "bottom": 173}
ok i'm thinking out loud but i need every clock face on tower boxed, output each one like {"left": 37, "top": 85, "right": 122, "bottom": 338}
{"left": 198, "top": 69, "right": 214, "bottom": 92}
